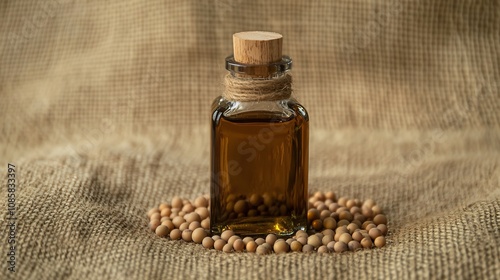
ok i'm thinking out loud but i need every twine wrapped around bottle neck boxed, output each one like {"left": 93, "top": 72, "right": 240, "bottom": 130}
{"left": 223, "top": 73, "right": 292, "bottom": 102}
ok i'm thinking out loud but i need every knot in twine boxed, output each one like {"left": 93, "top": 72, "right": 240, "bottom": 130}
{"left": 223, "top": 73, "right": 292, "bottom": 102}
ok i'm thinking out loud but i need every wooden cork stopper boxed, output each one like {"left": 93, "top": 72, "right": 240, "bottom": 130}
{"left": 233, "top": 31, "right": 283, "bottom": 65}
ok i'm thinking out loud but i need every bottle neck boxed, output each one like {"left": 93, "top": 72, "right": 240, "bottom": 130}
{"left": 225, "top": 55, "right": 292, "bottom": 79}
{"left": 223, "top": 55, "right": 293, "bottom": 102}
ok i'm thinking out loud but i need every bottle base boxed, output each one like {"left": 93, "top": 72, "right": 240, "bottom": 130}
{"left": 211, "top": 216, "right": 307, "bottom": 237}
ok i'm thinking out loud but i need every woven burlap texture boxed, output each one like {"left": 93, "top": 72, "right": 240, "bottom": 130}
{"left": 1, "top": 0, "right": 499, "bottom": 279}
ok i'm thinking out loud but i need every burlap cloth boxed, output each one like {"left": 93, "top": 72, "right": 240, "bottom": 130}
{"left": 1, "top": 0, "right": 499, "bottom": 279}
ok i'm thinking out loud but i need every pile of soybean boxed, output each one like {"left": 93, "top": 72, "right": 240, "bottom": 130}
{"left": 147, "top": 191, "right": 388, "bottom": 254}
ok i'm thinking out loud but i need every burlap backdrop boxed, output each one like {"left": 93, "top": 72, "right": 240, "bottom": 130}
{"left": 1, "top": 0, "right": 499, "bottom": 279}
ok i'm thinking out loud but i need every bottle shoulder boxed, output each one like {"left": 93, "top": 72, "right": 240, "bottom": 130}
{"left": 211, "top": 96, "right": 308, "bottom": 123}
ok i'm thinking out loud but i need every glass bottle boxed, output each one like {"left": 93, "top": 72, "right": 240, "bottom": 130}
{"left": 210, "top": 32, "right": 309, "bottom": 237}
